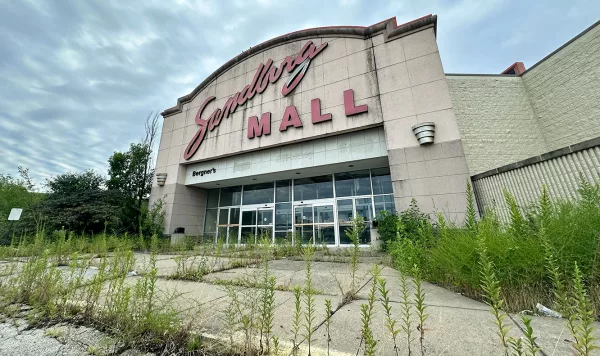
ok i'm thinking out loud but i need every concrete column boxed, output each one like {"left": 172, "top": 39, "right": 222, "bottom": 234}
{"left": 150, "top": 110, "right": 208, "bottom": 235}
{"left": 374, "top": 28, "right": 473, "bottom": 223}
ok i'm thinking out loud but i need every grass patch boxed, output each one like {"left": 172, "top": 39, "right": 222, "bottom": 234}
{"left": 387, "top": 178, "right": 600, "bottom": 318}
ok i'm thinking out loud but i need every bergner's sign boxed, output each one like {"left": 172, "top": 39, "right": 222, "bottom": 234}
{"left": 192, "top": 168, "right": 216, "bottom": 177}
{"left": 184, "top": 40, "right": 368, "bottom": 160}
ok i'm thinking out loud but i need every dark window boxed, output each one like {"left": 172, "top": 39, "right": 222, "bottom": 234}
{"left": 293, "top": 175, "right": 333, "bottom": 201}
{"left": 204, "top": 208, "right": 218, "bottom": 233}
{"left": 371, "top": 167, "right": 393, "bottom": 195}
{"left": 206, "top": 189, "right": 219, "bottom": 208}
{"left": 243, "top": 182, "right": 274, "bottom": 205}
{"left": 335, "top": 170, "right": 371, "bottom": 197}
{"left": 219, "top": 186, "right": 242, "bottom": 206}
{"left": 229, "top": 208, "right": 240, "bottom": 224}
{"left": 275, "top": 203, "right": 292, "bottom": 231}
{"left": 374, "top": 195, "right": 396, "bottom": 215}
{"left": 241, "top": 210, "right": 257, "bottom": 225}
{"left": 275, "top": 180, "right": 292, "bottom": 202}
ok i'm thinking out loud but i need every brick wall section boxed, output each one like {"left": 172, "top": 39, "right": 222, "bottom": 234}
{"left": 446, "top": 76, "right": 548, "bottom": 174}
{"left": 521, "top": 24, "right": 600, "bottom": 151}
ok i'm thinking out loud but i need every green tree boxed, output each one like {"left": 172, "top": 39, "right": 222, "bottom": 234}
{"left": 107, "top": 113, "right": 159, "bottom": 233}
{"left": 0, "top": 167, "right": 43, "bottom": 242}
{"left": 40, "top": 170, "right": 118, "bottom": 234}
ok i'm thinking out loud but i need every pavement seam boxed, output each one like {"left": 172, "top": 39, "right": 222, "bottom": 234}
{"left": 506, "top": 313, "right": 548, "bottom": 356}
{"left": 290, "top": 273, "right": 376, "bottom": 355}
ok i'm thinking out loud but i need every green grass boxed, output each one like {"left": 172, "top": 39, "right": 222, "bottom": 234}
{"left": 388, "top": 178, "right": 600, "bottom": 317}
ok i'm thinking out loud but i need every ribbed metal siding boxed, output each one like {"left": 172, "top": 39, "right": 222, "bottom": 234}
{"left": 472, "top": 146, "right": 600, "bottom": 222}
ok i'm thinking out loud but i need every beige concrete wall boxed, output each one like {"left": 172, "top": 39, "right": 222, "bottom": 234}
{"left": 149, "top": 182, "right": 207, "bottom": 236}
{"left": 154, "top": 24, "right": 475, "bottom": 230}
{"left": 447, "top": 75, "right": 548, "bottom": 174}
{"left": 521, "top": 24, "right": 600, "bottom": 151}
{"left": 167, "top": 36, "right": 384, "bottom": 169}
{"left": 373, "top": 29, "right": 472, "bottom": 222}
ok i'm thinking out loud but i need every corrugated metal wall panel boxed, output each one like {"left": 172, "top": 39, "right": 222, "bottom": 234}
{"left": 472, "top": 146, "right": 600, "bottom": 222}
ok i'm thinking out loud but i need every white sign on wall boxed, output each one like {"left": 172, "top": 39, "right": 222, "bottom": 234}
{"left": 8, "top": 208, "right": 23, "bottom": 221}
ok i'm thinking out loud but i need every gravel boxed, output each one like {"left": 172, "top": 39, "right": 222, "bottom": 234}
{"left": 0, "top": 316, "right": 151, "bottom": 356}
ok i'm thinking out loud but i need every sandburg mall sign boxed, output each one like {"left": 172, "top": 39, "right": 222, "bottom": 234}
{"left": 184, "top": 40, "right": 369, "bottom": 160}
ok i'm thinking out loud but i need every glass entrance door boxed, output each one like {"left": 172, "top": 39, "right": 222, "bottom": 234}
{"left": 314, "top": 204, "right": 335, "bottom": 245}
{"left": 294, "top": 205, "right": 313, "bottom": 244}
{"left": 257, "top": 208, "right": 274, "bottom": 242}
{"left": 337, "top": 197, "right": 373, "bottom": 245}
{"left": 240, "top": 207, "right": 274, "bottom": 244}
{"left": 293, "top": 203, "right": 335, "bottom": 245}
{"left": 216, "top": 207, "right": 240, "bottom": 244}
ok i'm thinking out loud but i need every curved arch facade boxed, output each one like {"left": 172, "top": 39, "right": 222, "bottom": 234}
{"left": 152, "top": 15, "right": 471, "bottom": 241}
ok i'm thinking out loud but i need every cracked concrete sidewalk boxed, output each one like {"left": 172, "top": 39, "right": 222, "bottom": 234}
{"left": 1, "top": 253, "right": 596, "bottom": 355}
{"left": 127, "top": 254, "right": 589, "bottom": 355}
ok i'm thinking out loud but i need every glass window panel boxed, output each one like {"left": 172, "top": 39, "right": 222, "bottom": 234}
{"left": 338, "top": 225, "right": 369, "bottom": 244}
{"left": 315, "top": 225, "right": 335, "bottom": 245}
{"left": 207, "top": 189, "right": 219, "bottom": 208}
{"left": 258, "top": 209, "right": 273, "bottom": 226}
{"left": 229, "top": 208, "right": 240, "bottom": 225}
{"left": 337, "top": 199, "right": 354, "bottom": 224}
{"left": 241, "top": 210, "right": 256, "bottom": 226}
{"left": 257, "top": 226, "right": 273, "bottom": 240}
{"left": 202, "top": 233, "right": 215, "bottom": 244}
{"left": 219, "top": 186, "right": 242, "bottom": 206}
{"left": 334, "top": 170, "right": 371, "bottom": 197}
{"left": 356, "top": 198, "right": 373, "bottom": 222}
{"left": 338, "top": 226, "right": 352, "bottom": 244}
{"left": 315, "top": 205, "right": 334, "bottom": 224}
{"left": 276, "top": 180, "right": 292, "bottom": 203}
{"left": 241, "top": 227, "right": 256, "bottom": 244}
{"left": 243, "top": 182, "right": 274, "bottom": 205}
{"left": 371, "top": 167, "right": 393, "bottom": 195}
{"left": 293, "top": 175, "right": 333, "bottom": 201}
{"left": 275, "top": 203, "right": 292, "bottom": 231}
{"left": 218, "top": 209, "right": 229, "bottom": 226}
{"left": 274, "top": 231, "right": 292, "bottom": 243}
{"left": 359, "top": 227, "right": 371, "bottom": 244}
{"left": 295, "top": 206, "right": 313, "bottom": 225}
{"left": 229, "top": 226, "right": 239, "bottom": 244}
{"left": 204, "top": 209, "right": 218, "bottom": 233}
{"left": 295, "top": 226, "right": 313, "bottom": 244}
{"left": 374, "top": 195, "right": 396, "bottom": 216}
{"left": 217, "top": 226, "right": 227, "bottom": 242}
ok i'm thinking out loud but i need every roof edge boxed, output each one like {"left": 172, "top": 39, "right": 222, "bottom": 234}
{"left": 520, "top": 20, "right": 600, "bottom": 76}
{"left": 162, "top": 14, "right": 437, "bottom": 117}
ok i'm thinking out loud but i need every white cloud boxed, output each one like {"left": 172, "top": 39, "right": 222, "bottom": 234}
{"left": 0, "top": 0, "right": 598, "bottom": 186}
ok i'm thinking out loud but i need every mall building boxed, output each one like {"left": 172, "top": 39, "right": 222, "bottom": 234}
{"left": 151, "top": 15, "right": 600, "bottom": 245}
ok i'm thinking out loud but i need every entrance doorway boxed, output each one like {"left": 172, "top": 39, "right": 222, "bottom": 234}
{"left": 336, "top": 197, "right": 373, "bottom": 244}
{"left": 240, "top": 206, "right": 274, "bottom": 244}
{"left": 216, "top": 207, "right": 240, "bottom": 244}
{"left": 293, "top": 202, "right": 335, "bottom": 245}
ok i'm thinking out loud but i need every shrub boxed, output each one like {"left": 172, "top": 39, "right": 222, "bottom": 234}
{"left": 377, "top": 199, "right": 432, "bottom": 250}
{"left": 375, "top": 211, "right": 399, "bottom": 249}
{"left": 389, "top": 178, "right": 600, "bottom": 316}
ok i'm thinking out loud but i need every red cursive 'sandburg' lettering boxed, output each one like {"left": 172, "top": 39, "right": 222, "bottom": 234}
{"left": 183, "top": 41, "right": 327, "bottom": 160}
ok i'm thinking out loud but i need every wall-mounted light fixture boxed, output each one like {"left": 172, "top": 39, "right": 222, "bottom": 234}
{"left": 156, "top": 172, "right": 167, "bottom": 186}
{"left": 412, "top": 122, "right": 435, "bottom": 145}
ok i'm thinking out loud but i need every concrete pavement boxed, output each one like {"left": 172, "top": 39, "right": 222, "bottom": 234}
{"left": 123, "top": 253, "right": 586, "bottom": 355}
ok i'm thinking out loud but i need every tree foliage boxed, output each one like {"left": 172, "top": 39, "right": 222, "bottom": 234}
{"left": 107, "top": 113, "right": 159, "bottom": 232}
{"left": 1, "top": 112, "right": 164, "bottom": 240}
{"left": 0, "top": 167, "right": 43, "bottom": 242}
{"left": 40, "top": 170, "right": 117, "bottom": 234}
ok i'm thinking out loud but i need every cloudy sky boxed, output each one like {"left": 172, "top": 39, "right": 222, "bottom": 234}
{"left": 0, "top": 0, "right": 598, "bottom": 188}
